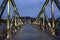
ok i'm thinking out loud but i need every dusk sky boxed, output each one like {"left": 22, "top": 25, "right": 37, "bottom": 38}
{"left": 0, "top": 0, "right": 60, "bottom": 19}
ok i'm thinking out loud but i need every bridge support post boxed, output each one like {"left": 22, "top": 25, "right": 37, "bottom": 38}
{"left": 51, "top": 0, "right": 55, "bottom": 36}
{"left": 38, "top": 18, "right": 40, "bottom": 29}
{"left": 7, "top": 0, "right": 11, "bottom": 39}
{"left": 14, "top": 13, "right": 18, "bottom": 32}
{"left": 42, "top": 13, "right": 45, "bottom": 31}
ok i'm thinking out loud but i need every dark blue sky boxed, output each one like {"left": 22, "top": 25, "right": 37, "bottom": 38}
{"left": 0, "top": 0, "right": 60, "bottom": 19}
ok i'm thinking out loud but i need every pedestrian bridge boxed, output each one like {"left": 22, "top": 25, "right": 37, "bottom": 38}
{"left": 0, "top": 0, "right": 60, "bottom": 40}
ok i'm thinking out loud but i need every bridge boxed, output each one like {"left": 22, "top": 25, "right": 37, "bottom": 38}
{"left": 0, "top": 0, "right": 60, "bottom": 40}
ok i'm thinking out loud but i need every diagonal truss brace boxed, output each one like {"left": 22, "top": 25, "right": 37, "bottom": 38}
{"left": 36, "top": 0, "right": 51, "bottom": 27}
{"left": 44, "top": 11, "right": 51, "bottom": 27}
{"left": 36, "top": 0, "right": 49, "bottom": 19}
{"left": 11, "top": 0, "right": 20, "bottom": 18}
{"left": 54, "top": 0, "right": 60, "bottom": 10}
{"left": 0, "top": 0, "right": 8, "bottom": 19}
{"left": 36, "top": 0, "right": 50, "bottom": 25}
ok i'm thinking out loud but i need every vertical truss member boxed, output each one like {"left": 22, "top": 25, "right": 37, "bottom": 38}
{"left": 7, "top": 0, "right": 10, "bottom": 39}
{"left": 0, "top": 0, "right": 8, "bottom": 19}
{"left": 44, "top": 11, "right": 51, "bottom": 27}
{"left": 51, "top": 0, "right": 55, "bottom": 36}
{"left": 54, "top": 0, "right": 60, "bottom": 10}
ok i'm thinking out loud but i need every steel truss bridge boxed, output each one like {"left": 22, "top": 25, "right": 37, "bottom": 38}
{"left": 0, "top": 0, "right": 60, "bottom": 40}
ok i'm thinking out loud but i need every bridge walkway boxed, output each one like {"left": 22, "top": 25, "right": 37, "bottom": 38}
{"left": 10, "top": 23, "right": 57, "bottom": 40}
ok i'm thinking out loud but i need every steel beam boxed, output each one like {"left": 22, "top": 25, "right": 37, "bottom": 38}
{"left": 51, "top": 0, "right": 55, "bottom": 29}
{"left": 36, "top": 0, "right": 49, "bottom": 19}
{"left": 42, "top": 12, "right": 45, "bottom": 31}
{"left": 0, "top": 0, "right": 8, "bottom": 19}
{"left": 11, "top": 0, "right": 20, "bottom": 26}
{"left": 54, "top": 0, "right": 60, "bottom": 10}
{"left": 7, "top": 0, "right": 10, "bottom": 30}
{"left": 14, "top": 12, "right": 17, "bottom": 26}
{"left": 7, "top": 0, "right": 10, "bottom": 39}
{"left": 51, "top": 0, "right": 55, "bottom": 36}
{"left": 0, "top": 7, "right": 2, "bottom": 11}
{"left": 44, "top": 11, "right": 51, "bottom": 27}
{"left": 11, "top": 0, "right": 20, "bottom": 18}
{"left": 36, "top": 0, "right": 50, "bottom": 30}
{"left": 36, "top": 0, "right": 49, "bottom": 26}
